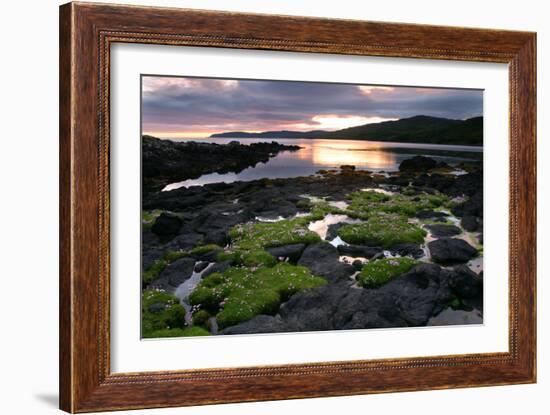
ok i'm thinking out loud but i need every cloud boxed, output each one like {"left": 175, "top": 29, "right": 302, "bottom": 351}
{"left": 142, "top": 76, "right": 483, "bottom": 137}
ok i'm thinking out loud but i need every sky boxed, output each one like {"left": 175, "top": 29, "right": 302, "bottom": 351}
{"left": 142, "top": 76, "right": 483, "bottom": 138}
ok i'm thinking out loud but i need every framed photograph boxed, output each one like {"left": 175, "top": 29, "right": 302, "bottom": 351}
{"left": 59, "top": 2, "right": 536, "bottom": 412}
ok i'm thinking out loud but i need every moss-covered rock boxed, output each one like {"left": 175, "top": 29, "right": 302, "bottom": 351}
{"left": 142, "top": 249, "right": 190, "bottom": 285}
{"left": 217, "top": 248, "right": 277, "bottom": 268}
{"left": 141, "top": 289, "right": 186, "bottom": 338}
{"left": 189, "top": 263, "right": 326, "bottom": 329}
{"left": 191, "top": 309, "right": 211, "bottom": 327}
{"left": 229, "top": 218, "right": 321, "bottom": 250}
{"left": 358, "top": 257, "right": 419, "bottom": 288}
{"left": 338, "top": 213, "right": 426, "bottom": 248}
{"left": 147, "top": 326, "right": 211, "bottom": 338}
{"left": 345, "top": 190, "right": 447, "bottom": 219}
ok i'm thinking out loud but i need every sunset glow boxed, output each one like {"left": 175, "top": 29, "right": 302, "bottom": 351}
{"left": 142, "top": 76, "right": 483, "bottom": 138}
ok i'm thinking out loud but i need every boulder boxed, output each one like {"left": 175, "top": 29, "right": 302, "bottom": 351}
{"left": 399, "top": 156, "right": 437, "bottom": 172}
{"left": 220, "top": 315, "right": 289, "bottom": 335}
{"left": 149, "top": 257, "right": 195, "bottom": 291}
{"left": 427, "top": 308, "right": 483, "bottom": 326}
{"left": 298, "top": 243, "right": 355, "bottom": 283}
{"left": 428, "top": 238, "right": 478, "bottom": 265}
{"left": 151, "top": 213, "right": 182, "bottom": 237}
{"left": 194, "top": 261, "right": 210, "bottom": 273}
{"left": 266, "top": 243, "right": 305, "bottom": 263}
{"left": 425, "top": 224, "right": 462, "bottom": 238}
{"left": 461, "top": 215, "right": 479, "bottom": 232}
{"left": 337, "top": 244, "right": 383, "bottom": 259}
{"left": 416, "top": 210, "right": 448, "bottom": 220}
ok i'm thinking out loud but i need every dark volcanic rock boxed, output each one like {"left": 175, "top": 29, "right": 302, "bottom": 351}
{"left": 337, "top": 244, "right": 383, "bottom": 259}
{"left": 202, "top": 260, "right": 232, "bottom": 278}
{"left": 461, "top": 215, "right": 480, "bottom": 232}
{"left": 142, "top": 135, "right": 301, "bottom": 193}
{"left": 449, "top": 265, "right": 483, "bottom": 302}
{"left": 416, "top": 210, "right": 449, "bottom": 220}
{"left": 149, "top": 257, "right": 196, "bottom": 291}
{"left": 399, "top": 156, "right": 437, "bottom": 172}
{"left": 167, "top": 232, "right": 204, "bottom": 251}
{"left": 389, "top": 243, "right": 424, "bottom": 259}
{"left": 194, "top": 261, "right": 210, "bottom": 273}
{"left": 326, "top": 222, "right": 346, "bottom": 241}
{"left": 425, "top": 224, "right": 462, "bottom": 238}
{"left": 298, "top": 243, "right": 355, "bottom": 283}
{"left": 221, "top": 315, "right": 288, "bottom": 335}
{"left": 151, "top": 213, "right": 182, "bottom": 237}
{"left": 428, "top": 238, "right": 478, "bottom": 265}
{"left": 266, "top": 244, "right": 306, "bottom": 263}
{"left": 275, "top": 263, "right": 455, "bottom": 331}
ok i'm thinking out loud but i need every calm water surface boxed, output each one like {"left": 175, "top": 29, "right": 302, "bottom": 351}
{"left": 164, "top": 138, "right": 482, "bottom": 190}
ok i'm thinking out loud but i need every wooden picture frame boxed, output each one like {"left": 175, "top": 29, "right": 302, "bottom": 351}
{"left": 59, "top": 2, "right": 536, "bottom": 412}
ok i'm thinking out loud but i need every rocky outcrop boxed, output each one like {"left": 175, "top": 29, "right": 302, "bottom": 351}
{"left": 399, "top": 156, "right": 437, "bottom": 172}
{"left": 428, "top": 238, "right": 478, "bottom": 264}
{"left": 297, "top": 243, "right": 355, "bottom": 283}
{"left": 425, "top": 224, "right": 462, "bottom": 238}
{"left": 220, "top": 263, "right": 483, "bottom": 334}
{"left": 142, "top": 135, "right": 301, "bottom": 193}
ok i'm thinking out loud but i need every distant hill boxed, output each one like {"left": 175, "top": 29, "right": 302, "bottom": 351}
{"left": 210, "top": 115, "right": 483, "bottom": 146}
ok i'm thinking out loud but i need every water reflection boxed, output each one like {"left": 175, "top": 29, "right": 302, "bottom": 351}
{"left": 163, "top": 137, "right": 482, "bottom": 190}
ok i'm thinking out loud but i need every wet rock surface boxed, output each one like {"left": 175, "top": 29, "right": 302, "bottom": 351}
{"left": 428, "top": 238, "right": 478, "bottom": 265}
{"left": 140, "top": 145, "right": 484, "bottom": 336}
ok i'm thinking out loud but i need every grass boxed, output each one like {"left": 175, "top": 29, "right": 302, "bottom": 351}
{"left": 141, "top": 289, "right": 186, "bottom": 338}
{"left": 338, "top": 213, "right": 426, "bottom": 248}
{"left": 189, "top": 263, "right": 326, "bottom": 329}
{"left": 358, "top": 257, "right": 419, "bottom": 288}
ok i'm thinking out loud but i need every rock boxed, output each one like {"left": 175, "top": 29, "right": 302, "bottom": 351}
{"left": 279, "top": 283, "right": 352, "bottom": 331}
{"left": 266, "top": 244, "right": 305, "bottom": 263}
{"left": 399, "top": 156, "right": 437, "bottom": 172}
{"left": 461, "top": 215, "right": 479, "bottom": 232}
{"left": 416, "top": 210, "right": 448, "bottom": 220}
{"left": 151, "top": 213, "right": 182, "bottom": 237}
{"left": 448, "top": 265, "right": 483, "bottom": 301}
{"left": 202, "top": 260, "right": 232, "bottom": 278}
{"left": 167, "top": 232, "right": 203, "bottom": 251}
{"left": 428, "top": 238, "right": 478, "bottom": 265}
{"left": 298, "top": 243, "right": 355, "bottom": 283}
{"left": 340, "top": 165, "right": 356, "bottom": 171}
{"left": 194, "top": 261, "right": 209, "bottom": 273}
{"left": 276, "top": 263, "right": 454, "bottom": 331}
{"left": 425, "top": 224, "right": 462, "bottom": 238}
{"left": 142, "top": 135, "right": 301, "bottom": 193}
{"left": 427, "top": 308, "right": 483, "bottom": 326}
{"left": 337, "top": 244, "right": 383, "bottom": 259}
{"left": 142, "top": 249, "right": 163, "bottom": 271}
{"left": 389, "top": 243, "right": 424, "bottom": 259}
{"left": 220, "top": 315, "right": 289, "bottom": 335}
{"left": 352, "top": 260, "right": 364, "bottom": 271}
{"left": 326, "top": 222, "right": 346, "bottom": 241}
{"left": 149, "top": 257, "right": 195, "bottom": 290}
